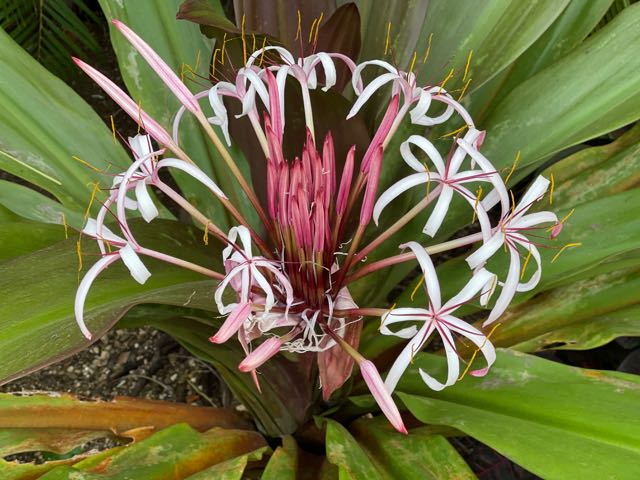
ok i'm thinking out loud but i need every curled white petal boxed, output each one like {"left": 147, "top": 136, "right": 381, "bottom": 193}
{"left": 74, "top": 254, "right": 120, "bottom": 340}
{"left": 385, "top": 322, "right": 435, "bottom": 393}
{"left": 399, "top": 242, "right": 442, "bottom": 311}
{"left": 419, "top": 325, "right": 459, "bottom": 391}
{"left": 135, "top": 180, "right": 158, "bottom": 222}
{"left": 119, "top": 243, "right": 151, "bottom": 284}
{"left": 156, "top": 158, "right": 227, "bottom": 199}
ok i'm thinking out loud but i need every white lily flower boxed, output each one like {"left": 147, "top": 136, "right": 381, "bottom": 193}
{"left": 466, "top": 176, "right": 559, "bottom": 326}
{"left": 381, "top": 242, "right": 496, "bottom": 393}
{"left": 75, "top": 219, "right": 151, "bottom": 340}
{"left": 215, "top": 226, "right": 293, "bottom": 316}
{"left": 373, "top": 128, "right": 499, "bottom": 239}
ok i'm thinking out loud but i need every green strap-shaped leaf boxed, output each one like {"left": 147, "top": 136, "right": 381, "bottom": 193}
{"left": 350, "top": 417, "right": 476, "bottom": 479}
{"left": 325, "top": 419, "right": 385, "bottom": 480}
{"left": 0, "top": 222, "right": 67, "bottom": 262}
{"left": 98, "top": 0, "right": 256, "bottom": 229}
{"left": 0, "top": 220, "right": 220, "bottom": 385}
{"left": 261, "top": 436, "right": 298, "bottom": 480}
{"left": 0, "top": 27, "right": 127, "bottom": 215}
{"left": 358, "top": 0, "right": 569, "bottom": 92}
{"left": 397, "top": 349, "right": 640, "bottom": 480}
{"left": 482, "top": 2, "right": 640, "bottom": 177}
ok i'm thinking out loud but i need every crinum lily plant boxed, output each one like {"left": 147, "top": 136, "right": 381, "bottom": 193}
{"left": 73, "top": 20, "right": 562, "bottom": 434}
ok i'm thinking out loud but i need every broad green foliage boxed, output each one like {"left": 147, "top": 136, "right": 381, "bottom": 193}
{"left": 397, "top": 349, "right": 640, "bottom": 480}
{"left": 1, "top": 0, "right": 640, "bottom": 478}
{"left": 0, "top": 221, "right": 219, "bottom": 385}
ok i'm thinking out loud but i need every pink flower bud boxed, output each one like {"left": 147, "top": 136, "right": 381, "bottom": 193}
{"left": 209, "top": 302, "right": 252, "bottom": 344}
{"left": 360, "top": 145, "right": 383, "bottom": 226}
{"left": 238, "top": 337, "right": 282, "bottom": 372}
{"left": 336, "top": 146, "right": 356, "bottom": 215}
{"left": 360, "top": 360, "right": 407, "bottom": 434}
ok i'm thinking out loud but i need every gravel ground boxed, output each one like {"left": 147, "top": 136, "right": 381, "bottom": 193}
{"left": 0, "top": 327, "right": 230, "bottom": 407}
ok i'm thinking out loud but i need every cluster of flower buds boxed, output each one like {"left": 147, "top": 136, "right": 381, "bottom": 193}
{"left": 74, "top": 20, "right": 562, "bottom": 434}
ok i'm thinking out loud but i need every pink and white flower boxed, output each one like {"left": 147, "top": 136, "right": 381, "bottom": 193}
{"left": 73, "top": 21, "right": 562, "bottom": 433}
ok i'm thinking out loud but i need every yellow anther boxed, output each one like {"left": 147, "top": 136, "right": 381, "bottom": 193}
{"left": 180, "top": 62, "right": 185, "bottom": 82}
{"left": 438, "top": 68, "right": 454, "bottom": 94}
{"left": 73, "top": 156, "right": 103, "bottom": 173}
{"left": 504, "top": 151, "right": 520, "bottom": 185}
{"left": 110, "top": 115, "right": 116, "bottom": 144}
{"left": 203, "top": 220, "right": 210, "bottom": 245}
{"left": 61, "top": 212, "right": 68, "bottom": 239}
{"left": 440, "top": 125, "right": 467, "bottom": 139}
{"left": 308, "top": 18, "right": 318, "bottom": 43}
{"left": 551, "top": 242, "right": 582, "bottom": 263}
{"left": 259, "top": 36, "right": 267, "bottom": 66}
{"left": 463, "top": 49, "right": 473, "bottom": 82}
{"left": 313, "top": 12, "right": 324, "bottom": 45}
{"left": 520, "top": 247, "right": 532, "bottom": 280}
{"left": 408, "top": 51, "right": 417, "bottom": 77}
{"left": 422, "top": 33, "right": 433, "bottom": 64}
{"left": 241, "top": 14, "right": 247, "bottom": 64}
{"left": 549, "top": 173, "right": 555, "bottom": 205}
{"left": 472, "top": 185, "right": 483, "bottom": 223}
{"left": 509, "top": 190, "right": 516, "bottom": 219}
{"left": 221, "top": 33, "right": 228, "bottom": 64}
{"left": 457, "top": 77, "right": 472, "bottom": 101}
{"left": 384, "top": 22, "right": 392, "bottom": 55}
{"left": 547, "top": 207, "right": 576, "bottom": 235}
{"left": 211, "top": 48, "right": 220, "bottom": 77}
{"left": 295, "top": 10, "right": 302, "bottom": 41}
{"left": 458, "top": 322, "right": 501, "bottom": 381}
{"left": 76, "top": 239, "right": 83, "bottom": 273}
{"left": 411, "top": 275, "right": 426, "bottom": 301}
{"left": 422, "top": 160, "right": 431, "bottom": 197}
{"left": 84, "top": 182, "right": 100, "bottom": 220}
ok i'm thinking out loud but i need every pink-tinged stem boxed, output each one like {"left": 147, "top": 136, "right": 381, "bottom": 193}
{"left": 332, "top": 307, "right": 388, "bottom": 317}
{"left": 137, "top": 247, "right": 224, "bottom": 280}
{"left": 154, "top": 180, "right": 272, "bottom": 258}
{"left": 196, "top": 117, "right": 275, "bottom": 239}
{"left": 345, "top": 231, "right": 485, "bottom": 284}
{"left": 354, "top": 185, "right": 443, "bottom": 264}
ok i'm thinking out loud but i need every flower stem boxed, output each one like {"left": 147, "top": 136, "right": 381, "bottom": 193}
{"left": 138, "top": 247, "right": 225, "bottom": 280}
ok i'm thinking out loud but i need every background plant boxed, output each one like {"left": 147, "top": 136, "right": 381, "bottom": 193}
{"left": 1, "top": 0, "right": 639, "bottom": 478}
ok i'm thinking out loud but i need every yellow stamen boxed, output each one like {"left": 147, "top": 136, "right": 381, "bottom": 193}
{"left": 411, "top": 275, "right": 425, "bottom": 301}
{"left": 379, "top": 302, "right": 397, "bottom": 331}
{"left": 509, "top": 190, "right": 516, "bottom": 219}
{"left": 457, "top": 77, "right": 472, "bottom": 101}
{"left": 241, "top": 14, "right": 247, "bottom": 64}
{"left": 463, "top": 49, "right": 473, "bottom": 82}
{"left": 180, "top": 62, "right": 185, "bottom": 82}
{"left": 203, "top": 220, "right": 210, "bottom": 245}
{"left": 408, "top": 51, "right": 417, "bottom": 77}
{"left": 221, "top": 33, "right": 227, "bottom": 64}
{"left": 308, "top": 18, "right": 318, "bottom": 43}
{"left": 76, "top": 239, "right": 83, "bottom": 273}
{"left": 472, "top": 185, "right": 483, "bottom": 223}
{"left": 458, "top": 322, "right": 501, "bottom": 381}
{"left": 313, "top": 12, "right": 324, "bottom": 45}
{"left": 549, "top": 173, "right": 555, "bottom": 205}
{"left": 422, "top": 161, "right": 431, "bottom": 197}
{"left": 72, "top": 155, "right": 103, "bottom": 173}
{"left": 110, "top": 115, "right": 116, "bottom": 144}
{"left": 520, "top": 248, "right": 532, "bottom": 280}
{"left": 259, "top": 36, "right": 267, "bottom": 67}
{"left": 84, "top": 181, "right": 100, "bottom": 219}
{"left": 211, "top": 48, "right": 220, "bottom": 77}
{"left": 422, "top": 33, "right": 433, "bottom": 64}
{"left": 295, "top": 10, "right": 302, "bottom": 41}
{"left": 438, "top": 68, "right": 454, "bottom": 94}
{"left": 384, "top": 22, "right": 392, "bottom": 55}
{"left": 504, "top": 150, "right": 520, "bottom": 185}
{"left": 61, "top": 212, "right": 68, "bottom": 239}
{"left": 440, "top": 125, "right": 467, "bottom": 139}
{"left": 551, "top": 243, "right": 582, "bottom": 263}
{"left": 251, "top": 33, "right": 256, "bottom": 53}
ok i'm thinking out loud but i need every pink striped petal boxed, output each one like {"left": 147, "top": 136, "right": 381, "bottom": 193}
{"left": 73, "top": 57, "right": 175, "bottom": 148}
{"left": 112, "top": 20, "right": 200, "bottom": 114}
